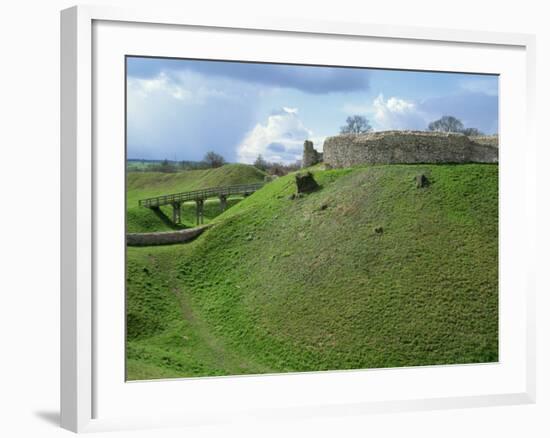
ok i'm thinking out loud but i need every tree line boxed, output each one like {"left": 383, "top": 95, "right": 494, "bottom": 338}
{"left": 128, "top": 150, "right": 301, "bottom": 176}
{"left": 340, "top": 114, "right": 486, "bottom": 136}
{"left": 127, "top": 151, "right": 227, "bottom": 173}
{"left": 252, "top": 155, "right": 301, "bottom": 176}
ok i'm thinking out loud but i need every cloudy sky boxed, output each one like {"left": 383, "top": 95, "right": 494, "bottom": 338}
{"left": 126, "top": 57, "right": 498, "bottom": 164}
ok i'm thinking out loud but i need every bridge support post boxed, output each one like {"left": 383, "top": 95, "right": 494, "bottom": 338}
{"left": 219, "top": 195, "right": 227, "bottom": 212}
{"left": 172, "top": 202, "right": 181, "bottom": 224}
{"left": 195, "top": 199, "right": 204, "bottom": 225}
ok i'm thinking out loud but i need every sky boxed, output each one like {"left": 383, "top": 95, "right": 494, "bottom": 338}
{"left": 126, "top": 57, "right": 499, "bottom": 164}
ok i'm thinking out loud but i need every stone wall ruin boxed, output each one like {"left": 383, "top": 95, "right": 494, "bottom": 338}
{"left": 302, "top": 140, "right": 323, "bottom": 168}
{"left": 322, "top": 131, "right": 498, "bottom": 168}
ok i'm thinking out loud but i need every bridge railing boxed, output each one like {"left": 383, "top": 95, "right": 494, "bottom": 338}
{"left": 138, "top": 182, "right": 265, "bottom": 208}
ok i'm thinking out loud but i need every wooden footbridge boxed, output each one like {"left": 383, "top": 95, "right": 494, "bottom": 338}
{"left": 138, "top": 182, "right": 264, "bottom": 225}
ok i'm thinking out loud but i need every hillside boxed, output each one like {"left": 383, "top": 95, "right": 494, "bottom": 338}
{"left": 126, "top": 164, "right": 498, "bottom": 380}
{"left": 126, "top": 163, "right": 266, "bottom": 232}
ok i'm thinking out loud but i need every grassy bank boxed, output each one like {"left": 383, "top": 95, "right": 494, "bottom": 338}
{"left": 127, "top": 164, "right": 498, "bottom": 379}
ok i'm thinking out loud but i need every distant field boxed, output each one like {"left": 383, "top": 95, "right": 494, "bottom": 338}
{"left": 126, "top": 163, "right": 266, "bottom": 232}
{"left": 126, "top": 163, "right": 499, "bottom": 380}
{"left": 127, "top": 159, "right": 207, "bottom": 172}
{"left": 127, "top": 160, "right": 160, "bottom": 172}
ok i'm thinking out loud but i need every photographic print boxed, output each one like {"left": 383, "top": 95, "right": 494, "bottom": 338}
{"left": 125, "top": 56, "right": 498, "bottom": 381}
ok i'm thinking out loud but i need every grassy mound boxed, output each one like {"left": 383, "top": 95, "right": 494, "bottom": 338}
{"left": 126, "top": 163, "right": 266, "bottom": 232}
{"left": 126, "top": 164, "right": 498, "bottom": 379}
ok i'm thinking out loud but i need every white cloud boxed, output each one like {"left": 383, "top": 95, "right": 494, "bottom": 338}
{"left": 310, "top": 136, "right": 327, "bottom": 152}
{"left": 127, "top": 71, "right": 244, "bottom": 107}
{"left": 282, "top": 106, "right": 298, "bottom": 114}
{"left": 126, "top": 71, "right": 259, "bottom": 161}
{"left": 341, "top": 95, "right": 427, "bottom": 131}
{"left": 372, "top": 94, "right": 427, "bottom": 130}
{"left": 237, "top": 107, "right": 314, "bottom": 164}
{"left": 127, "top": 72, "right": 192, "bottom": 101}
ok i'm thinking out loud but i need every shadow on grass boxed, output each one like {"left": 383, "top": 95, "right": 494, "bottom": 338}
{"left": 151, "top": 206, "right": 186, "bottom": 230}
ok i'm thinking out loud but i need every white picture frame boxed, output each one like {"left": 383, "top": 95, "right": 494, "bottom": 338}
{"left": 60, "top": 4, "right": 537, "bottom": 433}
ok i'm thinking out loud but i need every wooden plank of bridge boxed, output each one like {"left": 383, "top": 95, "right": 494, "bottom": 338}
{"left": 172, "top": 202, "right": 181, "bottom": 224}
{"left": 195, "top": 199, "right": 204, "bottom": 225}
{"left": 138, "top": 183, "right": 265, "bottom": 225}
{"left": 219, "top": 194, "right": 227, "bottom": 212}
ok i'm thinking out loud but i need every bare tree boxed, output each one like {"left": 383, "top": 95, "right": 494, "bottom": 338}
{"left": 460, "top": 127, "right": 484, "bottom": 136}
{"left": 203, "top": 151, "right": 226, "bottom": 168}
{"left": 340, "top": 115, "right": 372, "bottom": 134}
{"left": 428, "top": 116, "right": 464, "bottom": 133}
{"left": 254, "top": 154, "right": 268, "bottom": 171}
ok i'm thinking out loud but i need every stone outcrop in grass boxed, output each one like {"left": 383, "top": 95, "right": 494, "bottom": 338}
{"left": 415, "top": 173, "right": 430, "bottom": 188}
{"left": 295, "top": 172, "right": 319, "bottom": 193}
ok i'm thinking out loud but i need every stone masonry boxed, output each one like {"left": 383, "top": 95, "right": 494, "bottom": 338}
{"left": 127, "top": 225, "right": 210, "bottom": 246}
{"left": 302, "top": 140, "right": 323, "bottom": 168}
{"left": 469, "top": 135, "right": 499, "bottom": 148}
{"left": 322, "top": 131, "right": 498, "bottom": 168}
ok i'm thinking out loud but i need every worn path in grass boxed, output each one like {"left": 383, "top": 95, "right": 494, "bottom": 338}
{"left": 126, "top": 245, "right": 274, "bottom": 379}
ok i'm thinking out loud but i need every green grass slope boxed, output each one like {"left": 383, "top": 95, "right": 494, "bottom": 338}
{"left": 126, "top": 164, "right": 498, "bottom": 380}
{"left": 126, "top": 163, "right": 266, "bottom": 232}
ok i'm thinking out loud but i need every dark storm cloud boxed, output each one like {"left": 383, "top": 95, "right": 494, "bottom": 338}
{"left": 127, "top": 57, "right": 370, "bottom": 94}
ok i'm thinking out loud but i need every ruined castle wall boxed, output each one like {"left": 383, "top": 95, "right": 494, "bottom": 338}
{"left": 302, "top": 140, "right": 322, "bottom": 168}
{"left": 323, "top": 131, "right": 498, "bottom": 168}
{"left": 126, "top": 226, "right": 209, "bottom": 246}
{"left": 470, "top": 135, "right": 499, "bottom": 148}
